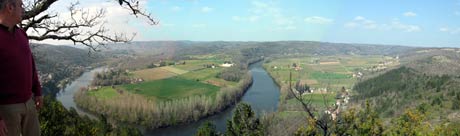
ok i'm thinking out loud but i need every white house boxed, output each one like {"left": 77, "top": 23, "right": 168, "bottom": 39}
{"left": 221, "top": 63, "right": 234, "bottom": 67}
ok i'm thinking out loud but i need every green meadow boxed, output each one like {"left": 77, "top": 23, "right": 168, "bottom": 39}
{"left": 120, "top": 78, "right": 220, "bottom": 101}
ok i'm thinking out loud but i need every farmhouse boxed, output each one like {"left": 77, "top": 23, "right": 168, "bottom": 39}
{"left": 221, "top": 62, "right": 234, "bottom": 67}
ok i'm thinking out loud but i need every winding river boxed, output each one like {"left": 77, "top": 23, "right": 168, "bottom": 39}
{"left": 56, "top": 67, "right": 106, "bottom": 119}
{"left": 57, "top": 61, "right": 280, "bottom": 136}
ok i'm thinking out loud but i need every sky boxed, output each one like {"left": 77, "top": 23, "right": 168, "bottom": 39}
{"left": 39, "top": 0, "right": 460, "bottom": 47}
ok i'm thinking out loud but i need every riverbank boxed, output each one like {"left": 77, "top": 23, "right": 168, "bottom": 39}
{"left": 56, "top": 67, "right": 106, "bottom": 119}
{"left": 74, "top": 69, "right": 253, "bottom": 129}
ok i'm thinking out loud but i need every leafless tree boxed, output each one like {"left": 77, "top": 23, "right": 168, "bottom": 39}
{"left": 20, "top": 0, "right": 158, "bottom": 51}
{"left": 287, "top": 69, "right": 338, "bottom": 136}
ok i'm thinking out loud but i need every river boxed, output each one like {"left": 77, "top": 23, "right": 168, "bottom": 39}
{"left": 56, "top": 67, "right": 106, "bottom": 119}
{"left": 57, "top": 61, "right": 280, "bottom": 136}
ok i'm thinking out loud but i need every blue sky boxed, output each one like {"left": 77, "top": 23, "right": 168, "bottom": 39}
{"left": 131, "top": 0, "right": 459, "bottom": 47}
{"left": 43, "top": 0, "right": 460, "bottom": 47}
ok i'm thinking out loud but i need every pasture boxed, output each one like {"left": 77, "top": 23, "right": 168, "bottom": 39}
{"left": 120, "top": 78, "right": 220, "bottom": 101}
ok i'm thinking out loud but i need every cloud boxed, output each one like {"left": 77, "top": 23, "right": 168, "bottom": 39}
{"left": 201, "top": 7, "right": 213, "bottom": 13}
{"left": 439, "top": 27, "right": 460, "bottom": 34}
{"left": 403, "top": 11, "right": 417, "bottom": 17}
{"left": 345, "top": 16, "right": 421, "bottom": 32}
{"left": 304, "top": 16, "right": 334, "bottom": 24}
{"left": 249, "top": 1, "right": 298, "bottom": 30}
{"left": 440, "top": 27, "right": 449, "bottom": 32}
{"left": 354, "top": 16, "right": 366, "bottom": 21}
{"left": 390, "top": 20, "right": 421, "bottom": 32}
{"left": 171, "top": 6, "right": 182, "bottom": 12}
{"left": 231, "top": 1, "right": 297, "bottom": 30}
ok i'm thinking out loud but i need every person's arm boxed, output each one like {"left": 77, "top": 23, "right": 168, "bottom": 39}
{"left": 0, "top": 115, "right": 7, "bottom": 136}
{"left": 31, "top": 56, "right": 42, "bottom": 97}
{"left": 31, "top": 56, "right": 43, "bottom": 110}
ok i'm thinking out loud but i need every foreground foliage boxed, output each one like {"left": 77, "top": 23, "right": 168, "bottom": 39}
{"left": 195, "top": 103, "right": 264, "bottom": 136}
{"left": 39, "top": 96, "right": 141, "bottom": 136}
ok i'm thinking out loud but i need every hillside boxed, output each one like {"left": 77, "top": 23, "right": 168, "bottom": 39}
{"left": 353, "top": 65, "right": 460, "bottom": 123}
{"left": 400, "top": 48, "right": 460, "bottom": 76}
{"left": 31, "top": 44, "right": 104, "bottom": 96}
{"left": 102, "top": 41, "right": 415, "bottom": 57}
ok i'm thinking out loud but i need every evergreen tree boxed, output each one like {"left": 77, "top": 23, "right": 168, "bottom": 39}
{"left": 196, "top": 122, "right": 220, "bottom": 136}
{"left": 226, "top": 103, "right": 264, "bottom": 136}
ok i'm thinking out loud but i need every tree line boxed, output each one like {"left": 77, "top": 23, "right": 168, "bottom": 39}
{"left": 92, "top": 69, "right": 134, "bottom": 86}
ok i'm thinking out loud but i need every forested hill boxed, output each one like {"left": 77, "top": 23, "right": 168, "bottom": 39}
{"left": 31, "top": 44, "right": 104, "bottom": 96}
{"left": 32, "top": 44, "right": 103, "bottom": 70}
{"left": 401, "top": 48, "right": 460, "bottom": 76}
{"left": 353, "top": 65, "right": 460, "bottom": 123}
{"left": 103, "top": 41, "right": 415, "bottom": 57}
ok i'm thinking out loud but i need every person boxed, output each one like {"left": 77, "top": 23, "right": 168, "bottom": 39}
{"left": 0, "top": 0, "right": 43, "bottom": 135}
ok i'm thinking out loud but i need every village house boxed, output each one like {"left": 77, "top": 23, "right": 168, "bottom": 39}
{"left": 221, "top": 62, "right": 234, "bottom": 67}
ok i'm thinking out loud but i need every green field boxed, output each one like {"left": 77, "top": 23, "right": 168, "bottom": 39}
{"left": 310, "top": 71, "right": 350, "bottom": 79}
{"left": 88, "top": 87, "right": 119, "bottom": 100}
{"left": 120, "top": 78, "right": 220, "bottom": 101}
{"left": 264, "top": 55, "right": 388, "bottom": 91}
{"left": 178, "top": 66, "right": 238, "bottom": 87}
{"left": 287, "top": 93, "right": 336, "bottom": 108}
{"left": 90, "top": 59, "right": 236, "bottom": 102}
{"left": 179, "top": 68, "right": 221, "bottom": 81}
{"left": 174, "top": 59, "right": 224, "bottom": 71}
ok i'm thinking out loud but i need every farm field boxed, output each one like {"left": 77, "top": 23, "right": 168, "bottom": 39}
{"left": 87, "top": 86, "right": 120, "bottom": 100}
{"left": 120, "top": 78, "right": 220, "bottom": 101}
{"left": 264, "top": 55, "right": 396, "bottom": 91}
{"left": 174, "top": 59, "right": 224, "bottom": 71}
{"left": 133, "top": 68, "right": 178, "bottom": 81}
{"left": 177, "top": 67, "right": 238, "bottom": 87}
{"left": 286, "top": 93, "right": 336, "bottom": 109}
{"left": 160, "top": 66, "right": 188, "bottom": 74}
{"left": 92, "top": 59, "right": 236, "bottom": 102}
{"left": 87, "top": 79, "right": 219, "bottom": 102}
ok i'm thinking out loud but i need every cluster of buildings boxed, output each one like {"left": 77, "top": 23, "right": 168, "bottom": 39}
{"left": 364, "top": 56, "right": 400, "bottom": 72}
{"left": 325, "top": 87, "right": 350, "bottom": 120}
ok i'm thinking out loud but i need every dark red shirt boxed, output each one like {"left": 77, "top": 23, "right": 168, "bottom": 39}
{"left": 0, "top": 24, "right": 42, "bottom": 105}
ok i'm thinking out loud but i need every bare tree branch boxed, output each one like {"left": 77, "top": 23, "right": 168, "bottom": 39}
{"left": 118, "top": 0, "right": 159, "bottom": 25}
{"left": 23, "top": 0, "right": 58, "bottom": 20}
{"left": 20, "top": 0, "right": 156, "bottom": 51}
{"left": 288, "top": 69, "right": 336, "bottom": 135}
